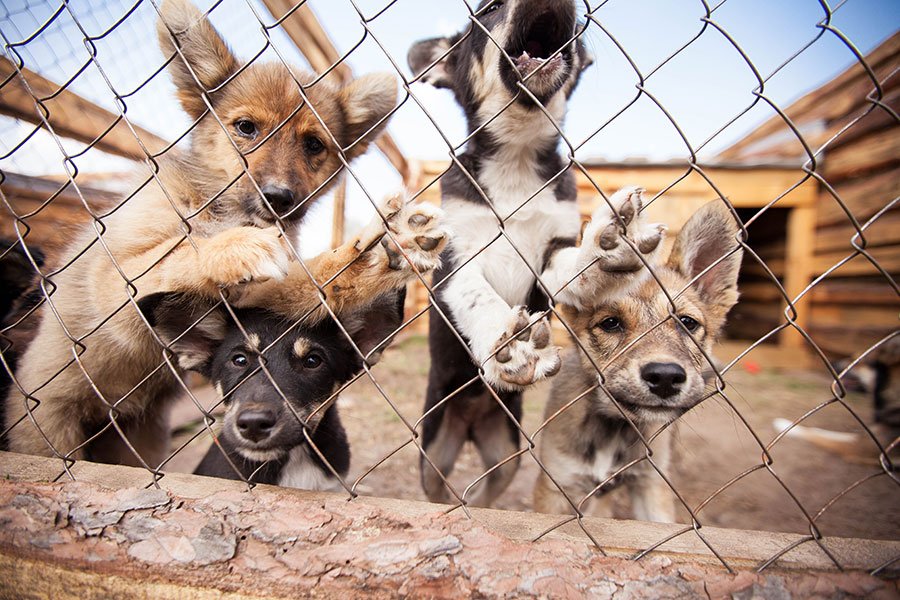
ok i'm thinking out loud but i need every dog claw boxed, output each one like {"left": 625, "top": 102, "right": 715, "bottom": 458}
{"left": 638, "top": 225, "right": 665, "bottom": 254}
{"left": 381, "top": 238, "right": 404, "bottom": 271}
{"left": 409, "top": 213, "right": 430, "bottom": 228}
{"left": 415, "top": 235, "right": 442, "bottom": 252}
{"left": 531, "top": 320, "right": 551, "bottom": 349}
{"left": 598, "top": 223, "right": 619, "bottom": 250}
{"left": 618, "top": 194, "right": 636, "bottom": 225}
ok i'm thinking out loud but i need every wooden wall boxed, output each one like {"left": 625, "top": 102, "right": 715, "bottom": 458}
{"left": 717, "top": 32, "right": 899, "bottom": 358}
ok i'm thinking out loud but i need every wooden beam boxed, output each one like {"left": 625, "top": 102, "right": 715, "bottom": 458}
{"left": 330, "top": 177, "right": 346, "bottom": 249}
{"left": 260, "top": 0, "right": 411, "bottom": 185}
{"left": 0, "top": 58, "right": 170, "bottom": 160}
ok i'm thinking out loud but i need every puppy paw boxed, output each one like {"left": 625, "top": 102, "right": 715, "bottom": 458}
{"left": 482, "top": 307, "right": 561, "bottom": 389}
{"left": 202, "top": 226, "right": 291, "bottom": 288}
{"left": 380, "top": 195, "right": 449, "bottom": 273}
{"left": 585, "top": 186, "right": 666, "bottom": 273}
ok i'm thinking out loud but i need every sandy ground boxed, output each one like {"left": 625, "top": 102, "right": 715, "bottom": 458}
{"left": 165, "top": 335, "right": 899, "bottom": 542}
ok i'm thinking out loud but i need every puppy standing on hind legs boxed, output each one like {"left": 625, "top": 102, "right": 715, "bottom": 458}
{"left": 3, "top": 0, "right": 448, "bottom": 466}
{"left": 533, "top": 200, "right": 744, "bottom": 522}
{"left": 408, "top": 0, "right": 664, "bottom": 507}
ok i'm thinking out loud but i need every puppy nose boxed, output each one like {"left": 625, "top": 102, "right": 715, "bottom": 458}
{"left": 640, "top": 362, "right": 687, "bottom": 399}
{"left": 236, "top": 409, "right": 277, "bottom": 442}
{"left": 261, "top": 185, "right": 295, "bottom": 214}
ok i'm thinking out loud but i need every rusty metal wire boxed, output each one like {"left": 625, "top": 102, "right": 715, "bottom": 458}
{"left": 0, "top": 0, "right": 897, "bottom": 578}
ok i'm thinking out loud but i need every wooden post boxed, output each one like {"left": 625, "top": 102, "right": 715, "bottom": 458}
{"left": 781, "top": 205, "right": 817, "bottom": 349}
{"left": 331, "top": 177, "right": 346, "bottom": 250}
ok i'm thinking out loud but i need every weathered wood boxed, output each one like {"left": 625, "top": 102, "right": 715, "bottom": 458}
{"left": 814, "top": 207, "right": 900, "bottom": 253}
{"left": 808, "top": 278, "right": 899, "bottom": 306}
{"left": 813, "top": 244, "right": 900, "bottom": 277}
{"left": 822, "top": 127, "right": 900, "bottom": 182}
{"left": 0, "top": 57, "right": 170, "bottom": 160}
{"left": 815, "top": 167, "right": 900, "bottom": 228}
{"left": 330, "top": 177, "right": 346, "bottom": 249}
{"left": 260, "top": 0, "right": 411, "bottom": 184}
{"left": 718, "top": 32, "right": 900, "bottom": 162}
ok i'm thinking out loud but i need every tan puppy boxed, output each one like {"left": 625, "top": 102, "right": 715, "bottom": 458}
{"left": 2, "top": 0, "right": 447, "bottom": 466}
{"left": 534, "top": 201, "right": 743, "bottom": 522}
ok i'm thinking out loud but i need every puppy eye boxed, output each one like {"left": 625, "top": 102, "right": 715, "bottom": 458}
{"left": 304, "top": 135, "right": 325, "bottom": 155}
{"left": 679, "top": 316, "right": 700, "bottom": 332}
{"left": 597, "top": 317, "right": 622, "bottom": 333}
{"left": 303, "top": 353, "right": 323, "bottom": 369}
{"left": 234, "top": 119, "right": 258, "bottom": 139}
{"left": 231, "top": 353, "right": 249, "bottom": 367}
{"left": 485, "top": 1, "right": 503, "bottom": 13}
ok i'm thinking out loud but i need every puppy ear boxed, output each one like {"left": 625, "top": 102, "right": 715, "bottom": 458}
{"left": 337, "top": 73, "right": 398, "bottom": 159}
{"left": 341, "top": 289, "right": 406, "bottom": 366}
{"left": 667, "top": 201, "right": 744, "bottom": 317}
{"left": 137, "top": 292, "right": 227, "bottom": 374}
{"left": 407, "top": 37, "right": 454, "bottom": 89}
{"left": 577, "top": 41, "right": 595, "bottom": 73}
{"left": 157, "top": 0, "right": 240, "bottom": 119}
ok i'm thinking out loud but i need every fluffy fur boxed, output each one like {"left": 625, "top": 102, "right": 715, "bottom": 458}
{"left": 139, "top": 290, "right": 404, "bottom": 489}
{"left": 1, "top": 0, "right": 447, "bottom": 465}
{"left": 409, "top": 0, "right": 664, "bottom": 507}
{"left": 533, "top": 201, "right": 744, "bottom": 522}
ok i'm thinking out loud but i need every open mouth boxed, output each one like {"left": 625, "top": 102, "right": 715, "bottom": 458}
{"left": 505, "top": 9, "right": 575, "bottom": 78}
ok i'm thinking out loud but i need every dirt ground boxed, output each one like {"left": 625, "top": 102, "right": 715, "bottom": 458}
{"left": 165, "top": 335, "right": 899, "bottom": 542}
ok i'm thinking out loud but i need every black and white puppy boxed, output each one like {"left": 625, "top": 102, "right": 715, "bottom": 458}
{"left": 408, "top": 0, "right": 664, "bottom": 506}
{"left": 138, "top": 290, "right": 404, "bottom": 490}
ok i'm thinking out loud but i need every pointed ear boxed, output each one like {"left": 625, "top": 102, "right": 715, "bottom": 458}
{"left": 337, "top": 73, "right": 398, "bottom": 159}
{"left": 667, "top": 201, "right": 743, "bottom": 313}
{"left": 157, "top": 0, "right": 240, "bottom": 119}
{"left": 341, "top": 289, "right": 406, "bottom": 365}
{"left": 407, "top": 37, "right": 454, "bottom": 89}
{"left": 577, "top": 41, "right": 595, "bottom": 73}
{"left": 137, "top": 292, "right": 227, "bottom": 374}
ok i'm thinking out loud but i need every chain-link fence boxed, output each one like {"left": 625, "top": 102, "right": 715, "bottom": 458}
{"left": 1, "top": 0, "right": 897, "bottom": 578}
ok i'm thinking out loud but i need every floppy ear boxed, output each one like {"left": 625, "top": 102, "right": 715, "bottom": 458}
{"left": 341, "top": 289, "right": 406, "bottom": 366}
{"left": 407, "top": 37, "right": 454, "bottom": 89}
{"left": 337, "top": 73, "right": 399, "bottom": 159}
{"left": 157, "top": 0, "right": 240, "bottom": 119}
{"left": 137, "top": 292, "right": 227, "bottom": 374}
{"left": 667, "top": 201, "right": 743, "bottom": 315}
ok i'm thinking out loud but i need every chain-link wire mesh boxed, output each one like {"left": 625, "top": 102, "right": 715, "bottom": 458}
{"left": 0, "top": 0, "right": 897, "bottom": 577}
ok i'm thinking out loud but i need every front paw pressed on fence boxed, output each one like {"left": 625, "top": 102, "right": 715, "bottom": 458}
{"left": 200, "top": 226, "right": 291, "bottom": 288}
{"left": 378, "top": 194, "right": 449, "bottom": 273}
{"left": 585, "top": 186, "right": 666, "bottom": 274}
{"left": 481, "top": 307, "right": 561, "bottom": 390}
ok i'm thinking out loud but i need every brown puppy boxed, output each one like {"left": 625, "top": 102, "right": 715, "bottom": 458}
{"left": 533, "top": 201, "right": 743, "bottom": 522}
{"left": 2, "top": 0, "right": 447, "bottom": 466}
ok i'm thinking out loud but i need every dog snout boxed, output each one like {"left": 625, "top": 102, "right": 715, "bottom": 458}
{"left": 261, "top": 185, "right": 295, "bottom": 214}
{"left": 236, "top": 409, "right": 277, "bottom": 442}
{"left": 640, "top": 362, "right": 687, "bottom": 399}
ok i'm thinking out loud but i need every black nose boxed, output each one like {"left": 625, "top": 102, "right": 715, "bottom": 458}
{"left": 261, "top": 185, "right": 295, "bottom": 214}
{"left": 640, "top": 362, "right": 687, "bottom": 399}
{"left": 236, "top": 409, "right": 277, "bottom": 442}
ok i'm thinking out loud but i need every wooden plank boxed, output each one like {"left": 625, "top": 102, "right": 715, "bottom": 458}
{"left": 813, "top": 244, "right": 900, "bottom": 277}
{"left": 718, "top": 32, "right": 900, "bottom": 161}
{"left": 0, "top": 57, "right": 170, "bottom": 160}
{"left": 815, "top": 167, "right": 900, "bottom": 228}
{"left": 260, "top": 0, "right": 411, "bottom": 184}
{"left": 807, "top": 324, "right": 899, "bottom": 358}
{"left": 822, "top": 127, "right": 900, "bottom": 182}
{"left": 809, "top": 303, "right": 899, "bottom": 328}
{"left": 808, "top": 278, "right": 899, "bottom": 306}
{"left": 330, "top": 177, "right": 346, "bottom": 249}
{"left": 814, "top": 207, "right": 900, "bottom": 253}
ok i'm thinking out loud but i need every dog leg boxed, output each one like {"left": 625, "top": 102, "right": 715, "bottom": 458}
{"left": 542, "top": 186, "right": 666, "bottom": 308}
{"left": 629, "top": 475, "right": 676, "bottom": 523}
{"left": 532, "top": 472, "right": 577, "bottom": 515}
{"left": 420, "top": 406, "right": 468, "bottom": 504}
{"left": 466, "top": 407, "right": 520, "bottom": 507}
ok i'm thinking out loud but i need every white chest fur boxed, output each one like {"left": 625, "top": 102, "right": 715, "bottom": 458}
{"left": 277, "top": 445, "right": 342, "bottom": 492}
